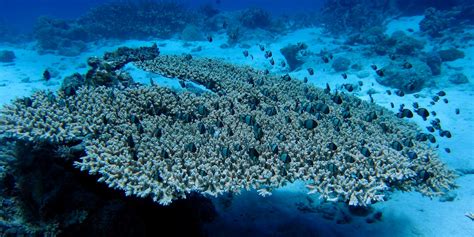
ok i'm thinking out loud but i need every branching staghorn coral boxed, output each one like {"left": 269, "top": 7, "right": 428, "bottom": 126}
{"left": 0, "top": 49, "right": 455, "bottom": 206}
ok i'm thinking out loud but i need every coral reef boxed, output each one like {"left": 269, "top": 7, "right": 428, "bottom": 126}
{"left": 419, "top": 7, "right": 455, "bottom": 38}
{"left": 239, "top": 8, "right": 272, "bottom": 29}
{"left": 346, "top": 26, "right": 387, "bottom": 46}
{"left": 425, "top": 52, "right": 442, "bottom": 75}
{"left": 319, "top": 0, "right": 396, "bottom": 34}
{"left": 33, "top": 1, "right": 194, "bottom": 55}
{"left": 332, "top": 57, "right": 351, "bottom": 72}
{"left": 420, "top": 6, "right": 474, "bottom": 38}
{"left": 346, "top": 29, "right": 424, "bottom": 57}
{"left": 438, "top": 48, "right": 465, "bottom": 62}
{"left": 180, "top": 25, "right": 205, "bottom": 41}
{"left": 0, "top": 46, "right": 455, "bottom": 207}
{"left": 376, "top": 60, "right": 432, "bottom": 93}
{"left": 390, "top": 31, "right": 424, "bottom": 56}
{"left": 280, "top": 43, "right": 308, "bottom": 71}
{"left": 78, "top": 1, "right": 194, "bottom": 39}
{"left": 33, "top": 16, "right": 89, "bottom": 56}
{"left": 0, "top": 50, "right": 15, "bottom": 63}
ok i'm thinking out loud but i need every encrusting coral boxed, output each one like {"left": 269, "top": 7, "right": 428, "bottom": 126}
{"left": 0, "top": 46, "right": 456, "bottom": 206}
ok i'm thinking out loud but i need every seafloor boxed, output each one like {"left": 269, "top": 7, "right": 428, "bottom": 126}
{"left": 0, "top": 4, "right": 473, "bottom": 237}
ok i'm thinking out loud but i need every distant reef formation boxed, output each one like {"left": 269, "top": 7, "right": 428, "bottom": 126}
{"left": 420, "top": 5, "right": 474, "bottom": 38}
{"left": 30, "top": 1, "right": 285, "bottom": 56}
{"left": 319, "top": 0, "right": 473, "bottom": 36}
{"left": 319, "top": 0, "right": 398, "bottom": 35}
{"left": 1, "top": 45, "right": 456, "bottom": 211}
{"left": 33, "top": 1, "right": 196, "bottom": 55}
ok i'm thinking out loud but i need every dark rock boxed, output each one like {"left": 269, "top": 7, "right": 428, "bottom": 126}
{"left": 439, "top": 192, "right": 456, "bottom": 202}
{"left": 61, "top": 73, "right": 85, "bottom": 96}
{"left": 438, "top": 48, "right": 464, "bottom": 62}
{"left": 425, "top": 52, "right": 442, "bottom": 75}
{"left": 0, "top": 50, "right": 15, "bottom": 62}
{"left": 280, "top": 42, "right": 308, "bottom": 71}
{"left": 331, "top": 57, "right": 351, "bottom": 72}
{"left": 448, "top": 73, "right": 469, "bottom": 84}
{"left": 376, "top": 60, "right": 431, "bottom": 93}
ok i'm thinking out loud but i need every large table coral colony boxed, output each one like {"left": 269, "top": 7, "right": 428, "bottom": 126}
{"left": 0, "top": 46, "right": 455, "bottom": 206}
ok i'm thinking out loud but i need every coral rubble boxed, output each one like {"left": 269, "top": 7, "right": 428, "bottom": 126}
{"left": 0, "top": 46, "right": 455, "bottom": 208}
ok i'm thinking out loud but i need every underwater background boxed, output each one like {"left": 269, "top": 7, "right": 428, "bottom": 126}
{"left": 0, "top": 0, "right": 473, "bottom": 236}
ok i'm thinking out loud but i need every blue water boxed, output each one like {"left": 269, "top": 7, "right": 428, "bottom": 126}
{"left": 0, "top": 0, "right": 473, "bottom": 236}
{"left": 0, "top": 0, "right": 322, "bottom": 32}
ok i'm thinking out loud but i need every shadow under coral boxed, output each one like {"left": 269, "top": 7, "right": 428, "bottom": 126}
{"left": 1, "top": 141, "right": 216, "bottom": 236}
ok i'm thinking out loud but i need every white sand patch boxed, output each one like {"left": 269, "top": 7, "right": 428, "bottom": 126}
{"left": 386, "top": 15, "right": 424, "bottom": 35}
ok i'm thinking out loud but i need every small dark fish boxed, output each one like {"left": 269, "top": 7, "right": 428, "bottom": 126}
{"left": 269, "top": 58, "right": 275, "bottom": 65}
{"left": 259, "top": 44, "right": 265, "bottom": 51}
{"left": 413, "top": 102, "right": 419, "bottom": 108}
{"left": 222, "top": 21, "right": 228, "bottom": 29}
{"left": 395, "top": 90, "right": 405, "bottom": 97}
{"left": 413, "top": 94, "right": 421, "bottom": 98}
{"left": 445, "top": 148, "right": 451, "bottom": 153}
{"left": 207, "top": 35, "right": 213, "bottom": 42}
{"left": 243, "top": 50, "right": 249, "bottom": 57}
{"left": 265, "top": 50, "right": 272, "bottom": 58}
{"left": 250, "top": 55, "right": 254, "bottom": 60}
{"left": 416, "top": 108, "right": 430, "bottom": 120}
{"left": 443, "top": 98, "right": 448, "bottom": 104}
{"left": 307, "top": 68, "right": 314, "bottom": 75}
{"left": 386, "top": 90, "right": 392, "bottom": 95}
{"left": 437, "top": 91, "right": 446, "bottom": 96}
{"left": 43, "top": 69, "right": 51, "bottom": 81}
{"left": 371, "top": 64, "right": 378, "bottom": 70}
{"left": 432, "top": 96, "right": 439, "bottom": 102}
{"left": 430, "top": 101, "right": 435, "bottom": 105}
{"left": 440, "top": 130, "right": 452, "bottom": 138}
{"left": 344, "top": 84, "right": 354, "bottom": 92}
{"left": 426, "top": 126, "right": 435, "bottom": 133}
{"left": 329, "top": 54, "right": 333, "bottom": 60}
{"left": 389, "top": 54, "right": 397, "bottom": 60}
{"left": 324, "top": 83, "right": 331, "bottom": 94}
{"left": 402, "top": 62, "right": 412, "bottom": 69}
{"left": 280, "top": 61, "right": 286, "bottom": 67}
{"left": 179, "top": 80, "right": 186, "bottom": 88}
{"left": 431, "top": 111, "right": 437, "bottom": 116}
{"left": 455, "top": 108, "right": 460, "bottom": 115}
{"left": 321, "top": 56, "right": 329, "bottom": 63}
{"left": 303, "top": 77, "right": 308, "bottom": 83}
{"left": 358, "top": 81, "right": 363, "bottom": 86}
{"left": 376, "top": 69, "right": 384, "bottom": 77}
{"left": 390, "top": 102, "right": 394, "bottom": 108}
{"left": 398, "top": 108, "right": 413, "bottom": 118}
{"left": 341, "top": 73, "right": 347, "bottom": 79}
{"left": 407, "top": 28, "right": 414, "bottom": 32}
